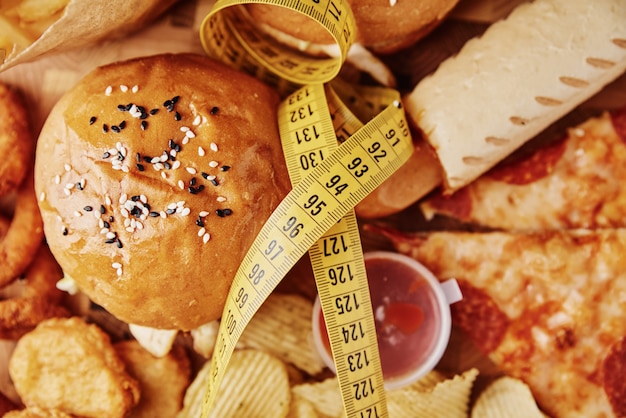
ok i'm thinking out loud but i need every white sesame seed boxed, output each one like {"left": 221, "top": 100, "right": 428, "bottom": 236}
{"left": 63, "top": 189, "right": 71, "bottom": 196}
{"left": 182, "top": 137, "right": 190, "bottom": 145}
{"left": 136, "top": 222, "right": 144, "bottom": 230}
{"left": 64, "top": 164, "right": 72, "bottom": 172}
{"left": 39, "top": 192, "right": 46, "bottom": 202}
{"left": 199, "top": 211, "right": 210, "bottom": 217}
{"left": 198, "top": 147, "right": 205, "bottom": 157}
{"left": 80, "top": 179, "right": 86, "bottom": 189}
{"left": 121, "top": 208, "right": 129, "bottom": 218}
{"left": 217, "top": 196, "right": 227, "bottom": 202}
{"left": 119, "top": 146, "right": 127, "bottom": 157}
{"left": 140, "top": 195, "right": 147, "bottom": 204}
{"left": 130, "top": 219, "right": 136, "bottom": 228}
{"left": 180, "top": 126, "right": 190, "bottom": 132}
{"left": 100, "top": 228, "right": 109, "bottom": 234}
{"left": 206, "top": 174, "right": 216, "bottom": 181}
{"left": 186, "top": 167, "right": 197, "bottom": 175}
{"left": 106, "top": 232, "right": 116, "bottom": 239}
{"left": 210, "top": 142, "right": 218, "bottom": 152}
{"left": 181, "top": 207, "right": 191, "bottom": 217}
{"left": 93, "top": 210, "right": 101, "bottom": 219}
{"left": 176, "top": 201, "right": 186, "bottom": 207}
{"left": 178, "top": 180, "right": 185, "bottom": 190}
{"left": 203, "top": 233, "right": 211, "bottom": 244}
{"left": 105, "top": 86, "right": 113, "bottom": 96}
{"left": 132, "top": 85, "right": 139, "bottom": 93}
{"left": 54, "top": 175, "right": 61, "bottom": 184}
{"left": 161, "top": 172, "right": 168, "bottom": 179}
{"left": 121, "top": 165, "right": 129, "bottom": 173}
{"left": 193, "top": 115, "right": 201, "bottom": 126}
{"left": 167, "top": 202, "right": 177, "bottom": 210}
{"left": 186, "top": 130, "right": 196, "bottom": 139}
{"left": 176, "top": 206, "right": 183, "bottom": 214}
{"left": 126, "top": 227, "right": 134, "bottom": 233}
{"left": 153, "top": 162, "right": 164, "bottom": 171}
{"left": 99, "top": 219, "right": 105, "bottom": 228}
{"left": 197, "top": 227, "right": 206, "bottom": 237}
{"left": 170, "top": 149, "right": 177, "bottom": 158}
{"left": 116, "top": 142, "right": 123, "bottom": 151}
{"left": 120, "top": 85, "right": 128, "bottom": 92}
{"left": 209, "top": 161, "right": 219, "bottom": 168}
{"left": 74, "top": 211, "right": 82, "bottom": 217}
{"left": 112, "top": 262, "right": 122, "bottom": 269}
{"left": 160, "top": 153, "right": 168, "bottom": 162}
{"left": 160, "top": 211, "right": 167, "bottom": 218}
{"left": 150, "top": 157, "right": 160, "bottom": 164}
{"left": 108, "top": 148, "right": 117, "bottom": 155}
{"left": 119, "top": 193, "right": 128, "bottom": 204}
{"left": 105, "top": 195, "right": 112, "bottom": 206}
{"left": 112, "top": 165, "right": 122, "bottom": 171}
{"left": 56, "top": 215, "right": 62, "bottom": 222}
{"left": 65, "top": 183, "right": 74, "bottom": 189}
{"left": 172, "top": 161, "right": 181, "bottom": 170}
{"left": 111, "top": 159, "right": 122, "bottom": 166}
{"left": 125, "top": 200, "right": 135, "bottom": 211}
{"left": 117, "top": 267, "right": 123, "bottom": 277}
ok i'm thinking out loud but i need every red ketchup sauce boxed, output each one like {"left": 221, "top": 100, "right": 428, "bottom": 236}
{"left": 317, "top": 254, "right": 444, "bottom": 382}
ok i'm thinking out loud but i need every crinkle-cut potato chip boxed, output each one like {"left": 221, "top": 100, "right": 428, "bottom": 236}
{"left": 238, "top": 293, "right": 325, "bottom": 375}
{"left": 4, "top": 406, "right": 73, "bottom": 417}
{"left": 387, "top": 369, "right": 478, "bottom": 418}
{"left": 178, "top": 349, "right": 291, "bottom": 418}
{"left": 286, "top": 395, "right": 320, "bottom": 418}
{"left": 291, "top": 377, "right": 344, "bottom": 418}
{"left": 471, "top": 376, "right": 548, "bottom": 418}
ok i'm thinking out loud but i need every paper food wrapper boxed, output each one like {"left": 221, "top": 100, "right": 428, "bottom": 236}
{"left": 0, "top": 0, "right": 179, "bottom": 72}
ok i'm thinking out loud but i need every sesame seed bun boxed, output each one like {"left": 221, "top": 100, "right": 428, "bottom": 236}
{"left": 244, "top": 0, "right": 460, "bottom": 54}
{"left": 34, "top": 53, "right": 291, "bottom": 331}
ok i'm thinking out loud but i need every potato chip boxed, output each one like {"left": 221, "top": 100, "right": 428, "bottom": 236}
{"left": 387, "top": 368, "right": 479, "bottom": 418}
{"left": 238, "top": 293, "right": 326, "bottom": 375}
{"left": 178, "top": 349, "right": 291, "bottom": 418}
{"left": 471, "top": 376, "right": 547, "bottom": 418}
{"left": 286, "top": 395, "right": 320, "bottom": 418}
{"left": 291, "top": 378, "right": 344, "bottom": 418}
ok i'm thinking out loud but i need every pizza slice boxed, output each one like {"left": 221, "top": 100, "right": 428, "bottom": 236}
{"left": 368, "top": 225, "right": 626, "bottom": 418}
{"left": 418, "top": 106, "right": 626, "bottom": 231}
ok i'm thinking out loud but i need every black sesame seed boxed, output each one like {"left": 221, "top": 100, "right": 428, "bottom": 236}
{"left": 190, "top": 177, "right": 197, "bottom": 186}
{"left": 168, "top": 139, "right": 175, "bottom": 149}
{"left": 141, "top": 121, "right": 148, "bottom": 130}
{"left": 131, "top": 195, "right": 141, "bottom": 202}
{"left": 172, "top": 96, "right": 180, "bottom": 104}
{"left": 103, "top": 221, "right": 110, "bottom": 229}
{"left": 136, "top": 163, "right": 145, "bottom": 172}
{"left": 163, "top": 99, "right": 172, "bottom": 108}
{"left": 84, "top": 206, "right": 93, "bottom": 212}
{"left": 117, "top": 104, "right": 127, "bottom": 111}
{"left": 197, "top": 185, "right": 205, "bottom": 192}
{"left": 100, "top": 205, "right": 106, "bottom": 214}
{"left": 116, "top": 239, "right": 123, "bottom": 249}
{"left": 136, "top": 153, "right": 141, "bottom": 163}
{"left": 195, "top": 218, "right": 205, "bottom": 227}
{"left": 89, "top": 116, "right": 97, "bottom": 125}
{"left": 166, "top": 208, "right": 176, "bottom": 215}
{"left": 117, "top": 151, "right": 125, "bottom": 161}
{"left": 188, "top": 187, "right": 198, "bottom": 195}
{"left": 150, "top": 108, "right": 159, "bottom": 115}
{"left": 62, "top": 227, "right": 68, "bottom": 236}
{"left": 220, "top": 165, "right": 231, "bottom": 171}
{"left": 75, "top": 182, "right": 83, "bottom": 191}
{"left": 210, "top": 106, "right": 219, "bottom": 115}
{"left": 125, "top": 103, "right": 133, "bottom": 111}
{"left": 174, "top": 144, "right": 181, "bottom": 152}
{"left": 210, "top": 178, "right": 218, "bottom": 186}
{"left": 163, "top": 162, "right": 171, "bottom": 170}
{"left": 111, "top": 125, "right": 120, "bottom": 133}
{"left": 102, "top": 151, "right": 111, "bottom": 159}
{"left": 142, "top": 156, "right": 152, "bottom": 163}
{"left": 119, "top": 121, "right": 126, "bottom": 130}
{"left": 105, "top": 238, "right": 116, "bottom": 244}
{"left": 149, "top": 211, "right": 160, "bottom": 217}
{"left": 109, "top": 216, "right": 115, "bottom": 223}
{"left": 223, "top": 208, "right": 232, "bottom": 216}
{"left": 216, "top": 209, "right": 225, "bottom": 217}
{"left": 201, "top": 172, "right": 209, "bottom": 179}
{"left": 103, "top": 124, "right": 109, "bottom": 133}
{"left": 174, "top": 112, "right": 181, "bottom": 121}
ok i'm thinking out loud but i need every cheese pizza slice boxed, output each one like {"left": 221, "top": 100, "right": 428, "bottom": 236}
{"left": 370, "top": 225, "right": 626, "bottom": 418}
{"left": 419, "top": 106, "right": 626, "bottom": 231}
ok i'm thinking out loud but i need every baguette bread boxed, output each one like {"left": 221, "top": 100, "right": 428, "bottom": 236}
{"left": 405, "top": 0, "right": 626, "bottom": 192}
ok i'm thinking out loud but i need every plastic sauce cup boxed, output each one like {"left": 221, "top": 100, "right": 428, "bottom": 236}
{"left": 311, "top": 251, "right": 462, "bottom": 390}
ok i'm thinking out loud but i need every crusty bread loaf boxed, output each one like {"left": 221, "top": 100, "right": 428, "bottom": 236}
{"left": 406, "top": 0, "right": 626, "bottom": 191}
{"left": 34, "top": 53, "right": 291, "bottom": 331}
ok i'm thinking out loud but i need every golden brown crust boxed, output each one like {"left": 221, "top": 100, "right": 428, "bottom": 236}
{"left": 3, "top": 407, "right": 73, "bottom": 418}
{"left": 0, "top": 82, "right": 32, "bottom": 198}
{"left": 9, "top": 317, "right": 140, "bottom": 418}
{"left": 245, "top": 0, "right": 460, "bottom": 54}
{"left": 35, "top": 53, "right": 291, "bottom": 330}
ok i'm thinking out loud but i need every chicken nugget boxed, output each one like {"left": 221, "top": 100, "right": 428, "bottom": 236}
{"left": 8, "top": 316, "right": 140, "bottom": 418}
{"left": 114, "top": 340, "right": 191, "bottom": 418}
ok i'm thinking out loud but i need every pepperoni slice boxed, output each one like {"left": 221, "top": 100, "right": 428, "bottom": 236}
{"left": 602, "top": 336, "right": 626, "bottom": 417}
{"left": 450, "top": 280, "right": 509, "bottom": 354}
{"left": 610, "top": 106, "right": 626, "bottom": 143}
{"left": 486, "top": 136, "right": 567, "bottom": 185}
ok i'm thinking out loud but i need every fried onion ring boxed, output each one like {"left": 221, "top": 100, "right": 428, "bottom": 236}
{"left": 0, "top": 235, "right": 68, "bottom": 340}
{"left": 0, "top": 82, "right": 32, "bottom": 198}
{"left": 0, "top": 172, "right": 44, "bottom": 288}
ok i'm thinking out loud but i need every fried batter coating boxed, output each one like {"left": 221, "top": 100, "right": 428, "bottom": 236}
{"left": 0, "top": 82, "right": 32, "bottom": 198}
{"left": 114, "top": 340, "right": 191, "bottom": 418}
{"left": 8, "top": 317, "right": 140, "bottom": 418}
{"left": 0, "top": 240, "right": 69, "bottom": 339}
{"left": 4, "top": 406, "right": 73, "bottom": 418}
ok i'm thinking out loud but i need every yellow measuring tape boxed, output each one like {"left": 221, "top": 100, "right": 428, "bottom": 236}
{"left": 199, "top": 1, "right": 413, "bottom": 417}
